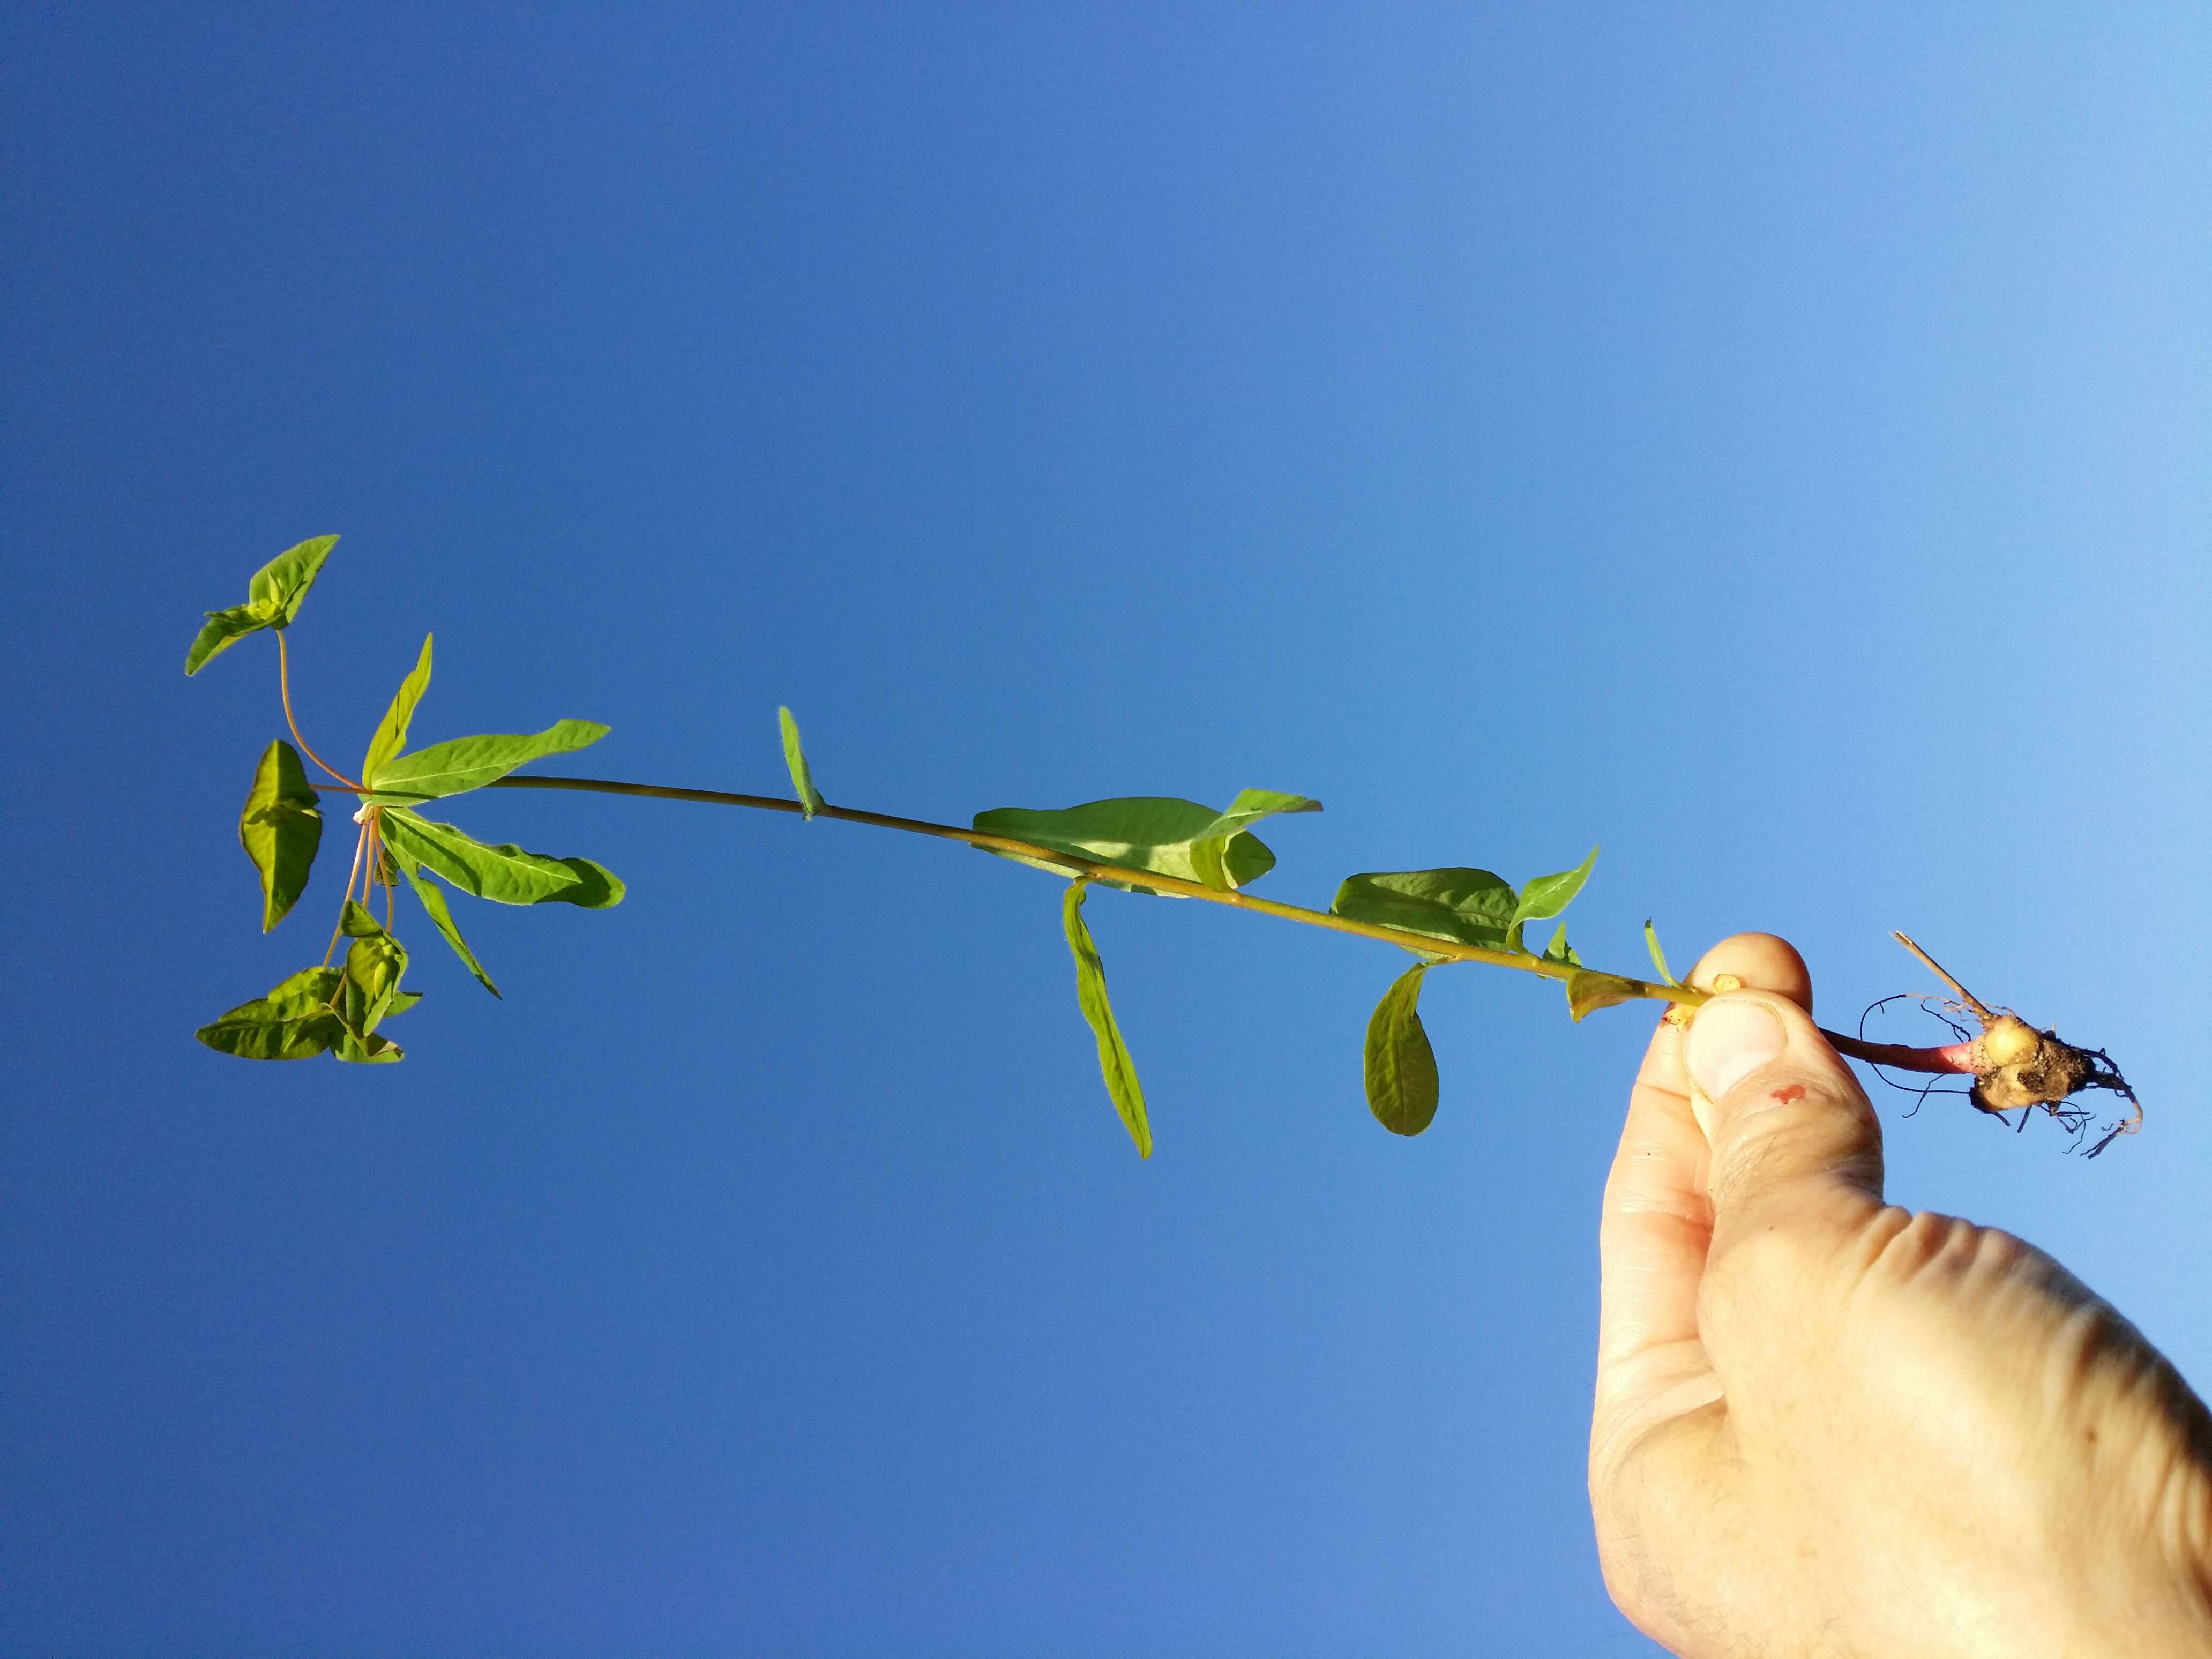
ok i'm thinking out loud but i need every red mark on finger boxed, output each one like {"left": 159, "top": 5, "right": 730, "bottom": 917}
{"left": 1771, "top": 1083, "right": 1807, "bottom": 1104}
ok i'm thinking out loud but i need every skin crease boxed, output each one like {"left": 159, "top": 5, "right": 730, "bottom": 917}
{"left": 1590, "top": 933, "right": 2212, "bottom": 1658}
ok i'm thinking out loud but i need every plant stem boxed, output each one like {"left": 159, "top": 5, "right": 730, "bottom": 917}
{"left": 278, "top": 633, "right": 362, "bottom": 790}
{"left": 485, "top": 772, "right": 1693, "bottom": 995}
{"left": 310, "top": 772, "right": 1989, "bottom": 1078}
{"left": 1828, "top": 1036, "right": 1978, "bottom": 1075}
{"left": 474, "top": 774, "right": 1987, "bottom": 1085}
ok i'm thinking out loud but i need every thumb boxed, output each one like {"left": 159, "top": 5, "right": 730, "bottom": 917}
{"left": 1685, "top": 991, "right": 1886, "bottom": 1250}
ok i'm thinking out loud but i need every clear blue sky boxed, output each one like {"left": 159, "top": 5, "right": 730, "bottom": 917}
{"left": 4, "top": 4, "right": 2208, "bottom": 1653}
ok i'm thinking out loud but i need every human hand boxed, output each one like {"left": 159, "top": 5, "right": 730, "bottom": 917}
{"left": 1590, "top": 933, "right": 2212, "bottom": 1658}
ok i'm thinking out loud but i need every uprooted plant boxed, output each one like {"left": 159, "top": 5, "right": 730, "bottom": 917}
{"left": 188, "top": 537, "right": 2144, "bottom": 1156}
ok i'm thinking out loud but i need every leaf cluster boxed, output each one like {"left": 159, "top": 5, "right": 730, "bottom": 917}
{"left": 189, "top": 541, "right": 623, "bottom": 1064}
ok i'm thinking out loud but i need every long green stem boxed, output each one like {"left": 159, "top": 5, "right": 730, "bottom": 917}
{"left": 313, "top": 771, "right": 1989, "bottom": 1074}
{"left": 481, "top": 773, "right": 1705, "bottom": 1006}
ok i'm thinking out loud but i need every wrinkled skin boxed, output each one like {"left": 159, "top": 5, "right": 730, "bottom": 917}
{"left": 1591, "top": 933, "right": 2212, "bottom": 1658}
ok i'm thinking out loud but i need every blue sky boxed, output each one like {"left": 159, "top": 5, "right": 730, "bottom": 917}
{"left": 4, "top": 5, "right": 2208, "bottom": 1653}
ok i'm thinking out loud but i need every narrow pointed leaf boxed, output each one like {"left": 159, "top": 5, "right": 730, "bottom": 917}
{"left": 379, "top": 807, "right": 624, "bottom": 908}
{"left": 1510, "top": 845, "right": 1599, "bottom": 929}
{"left": 1542, "top": 922, "right": 1581, "bottom": 967}
{"left": 777, "top": 706, "right": 826, "bottom": 819}
{"left": 1363, "top": 964, "right": 1440, "bottom": 1135}
{"left": 1062, "top": 880, "right": 1151, "bottom": 1158}
{"left": 397, "top": 861, "right": 500, "bottom": 996}
{"left": 238, "top": 739, "right": 322, "bottom": 931}
{"left": 185, "top": 606, "right": 267, "bottom": 675}
{"left": 1565, "top": 970, "right": 1640, "bottom": 1023}
{"left": 975, "top": 793, "right": 1305, "bottom": 891}
{"left": 245, "top": 534, "right": 339, "bottom": 626}
{"left": 1331, "top": 868, "right": 1519, "bottom": 952}
{"left": 367, "top": 719, "right": 609, "bottom": 802}
{"left": 1643, "top": 919, "right": 1678, "bottom": 985}
{"left": 361, "top": 633, "right": 434, "bottom": 783}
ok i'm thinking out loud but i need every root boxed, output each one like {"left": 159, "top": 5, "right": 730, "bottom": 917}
{"left": 1834, "top": 934, "right": 2142, "bottom": 1156}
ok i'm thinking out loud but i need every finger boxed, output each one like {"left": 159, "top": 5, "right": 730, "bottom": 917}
{"left": 1683, "top": 988, "right": 1886, "bottom": 1264}
{"left": 1596, "top": 933, "right": 1813, "bottom": 1378}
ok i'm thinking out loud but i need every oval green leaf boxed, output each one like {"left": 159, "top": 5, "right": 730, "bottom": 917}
{"left": 976, "top": 790, "right": 1315, "bottom": 892}
{"left": 1062, "top": 880, "right": 1151, "bottom": 1158}
{"left": 238, "top": 739, "right": 323, "bottom": 931}
{"left": 1331, "top": 868, "right": 1519, "bottom": 952}
{"left": 1363, "top": 963, "right": 1440, "bottom": 1135}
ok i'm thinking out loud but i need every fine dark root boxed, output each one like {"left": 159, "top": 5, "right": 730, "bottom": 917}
{"left": 2072, "top": 1048, "right": 2142, "bottom": 1159}
{"left": 1857, "top": 995, "right": 1972, "bottom": 1119}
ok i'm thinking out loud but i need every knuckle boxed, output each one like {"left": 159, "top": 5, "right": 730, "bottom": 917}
{"left": 1861, "top": 1208, "right": 2016, "bottom": 1289}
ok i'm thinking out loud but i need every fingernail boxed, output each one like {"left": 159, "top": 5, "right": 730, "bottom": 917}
{"left": 1686, "top": 997, "right": 1788, "bottom": 1101}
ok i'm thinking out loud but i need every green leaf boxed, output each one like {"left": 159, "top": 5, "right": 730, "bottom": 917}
{"left": 183, "top": 535, "right": 339, "bottom": 675}
{"left": 361, "top": 633, "right": 434, "bottom": 783}
{"left": 1062, "top": 880, "right": 1152, "bottom": 1158}
{"left": 1331, "top": 868, "right": 1519, "bottom": 952}
{"left": 367, "top": 719, "right": 609, "bottom": 802}
{"left": 397, "top": 861, "right": 500, "bottom": 996}
{"left": 340, "top": 926, "right": 409, "bottom": 1040}
{"left": 1565, "top": 970, "right": 1640, "bottom": 1023}
{"left": 1510, "top": 845, "right": 1599, "bottom": 930}
{"left": 266, "top": 965, "right": 346, "bottom": 1012}
{"left": 246, "top": 534, "right": 339, "bottom": 626}
{"left": 197, "top": 1011, "right": 346, "bottom": 1060}
{"left": 975, "top": 791, "right": 1314, "bottom": 892}
{"left": 195, "top": 966, "right": 346, "bottom": 1060}
{"left": 1542, "top": 922, "right": 1581, "bottom": 967}
{"left": 1643, "top": 919, "right": 1678, "bottom": 985}
{"left": 185, "top": 606, "right": 267, "bottom": 676}
{"left": 333, "top": 1030, "right": 405, "bottom": 1064}
{"left": 379, "top": 807, "right": 624, "bottom": 908}
{"left": 778, "top": 707, "right": 825, "bottom": 819}
{"left": 1185, "top": 789, "right": 1322, "bottom": 890}
{"left": 339, "top": 898, "right": 384, "bottom": 938}
{"left": 1363, "top": 964, "right": 1440, "bottom": 1136}
{"left": 238, "top": 739, "right": 322, "bottom": 931}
